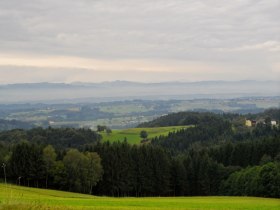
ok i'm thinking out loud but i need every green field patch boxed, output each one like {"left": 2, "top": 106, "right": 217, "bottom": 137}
{"left": 0, "top": 184, "right": 279, "bottom": 210}
{"left": 100, "top": 126, "right": 192, "bottom": 144}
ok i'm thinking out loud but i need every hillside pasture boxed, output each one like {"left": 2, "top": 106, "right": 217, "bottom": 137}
{"left": 100, "top": 126, "right": 192, "bottom": 144}
{"left": 0, "top": 184, "right": 279, "bottom": 210}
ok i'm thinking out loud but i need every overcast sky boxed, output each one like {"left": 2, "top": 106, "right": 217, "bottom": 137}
{"left": 0, "top": 0, "right": 279, "bottom": 84}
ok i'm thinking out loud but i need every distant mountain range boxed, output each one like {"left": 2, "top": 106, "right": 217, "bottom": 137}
{"left": 0, "top": 80, "right": 279, "bottom": 103}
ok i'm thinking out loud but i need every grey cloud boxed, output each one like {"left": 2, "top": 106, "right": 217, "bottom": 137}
{"left": 0, "top": 0, "right": 279, "bottom": 82}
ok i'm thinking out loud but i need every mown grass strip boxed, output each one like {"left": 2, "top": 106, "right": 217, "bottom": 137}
{"left": 0, "top": 184, "right": 279, "bottom": 210}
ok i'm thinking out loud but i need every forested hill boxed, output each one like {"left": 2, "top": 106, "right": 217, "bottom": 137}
{"left": 0, "top": 119, "right": 34, "bottom": 131}
{"left": 138, "top": 112, "right": 227, "bottom": 127}
{"left": 138, "top": 109, "right": 280, "bottom": 128}
{"left": 141, "top": 110, "right": 280, "bottom": 151}
{"left": 0, "top": 127, "right": 101, "bottom": 149}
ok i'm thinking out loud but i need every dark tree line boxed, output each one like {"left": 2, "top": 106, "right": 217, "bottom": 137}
{"left": 208, "top": 137, "right": 280, "bottom": 167}
{"left": 86, "top": 138, "right": 279, "bottom": 197}
{"left": 221, "top": 162, "right": 280, "bottom": 197}
{"left": 1, "top": 138, "right": 279, "bottom": 197}
{"left": 88, "top": 142, "right": 170, "bottom": 196}
{"left": 0, "top": 127, "right": 101, "bottom": 149}
{"left": 1, "top": 141, "right": 103, "bottom": 194}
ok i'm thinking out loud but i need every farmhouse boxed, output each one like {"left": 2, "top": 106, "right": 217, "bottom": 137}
{"left": 245, "top": 119, "right": 257, "bottom": 127}
{"left": 245, "top": 120, "right": 252, "bottom": 127}
{"left": 251, "top": 120, "right": 257, "bottom": 126}
{"left": 271, "top": 120, "right": 277, "bottom": 126}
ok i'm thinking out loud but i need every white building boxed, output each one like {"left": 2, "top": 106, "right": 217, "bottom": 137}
{"left": 271, "top": 120, "right": 277, "bottom": 126}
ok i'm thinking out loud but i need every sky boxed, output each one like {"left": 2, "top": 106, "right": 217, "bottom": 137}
{"left": 0, "top": 0, "right": 279, "bottom": 84}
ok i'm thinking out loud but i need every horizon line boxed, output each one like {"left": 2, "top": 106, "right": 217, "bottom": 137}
{"left": 0, "top": 79, "right": 279, "bottom": 86}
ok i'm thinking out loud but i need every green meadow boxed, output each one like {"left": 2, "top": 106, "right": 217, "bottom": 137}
{"left": 0, "top": 184, "right": 279, "bottom": 210}
{"left": 100, "top": 126, "right": 192, "bottom": 144}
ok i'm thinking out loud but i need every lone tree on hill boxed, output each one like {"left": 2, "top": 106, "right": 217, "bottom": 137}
{"left": 140, "top": 130, "right": 148, "bottom": 139}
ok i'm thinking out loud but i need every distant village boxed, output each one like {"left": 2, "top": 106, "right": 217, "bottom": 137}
{"left": 245, "top": 119, "right": 278, "bottom": 127}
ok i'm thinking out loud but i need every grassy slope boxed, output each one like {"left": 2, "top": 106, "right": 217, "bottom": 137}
{"left": 0, "top": 184, "right": 279, "bottom": 210}
{"left": 100, "top": 126, "right": 191, "bottom": 144}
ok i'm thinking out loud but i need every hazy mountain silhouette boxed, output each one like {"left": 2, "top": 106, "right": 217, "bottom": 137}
{"left": 0, "top": 80, "right": 279, "bottom": 103}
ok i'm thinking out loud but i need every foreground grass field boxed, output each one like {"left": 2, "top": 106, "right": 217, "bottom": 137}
{"left": 100, "top": 126, "right": 191, "bottom": 144}
{"left": 0, "top": 184, "right": 279, "bottom": 210}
